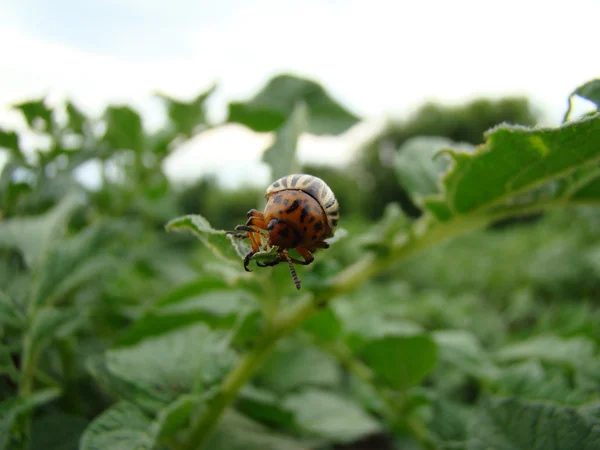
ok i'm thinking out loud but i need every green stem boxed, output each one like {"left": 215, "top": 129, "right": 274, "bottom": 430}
{"left": 182, "top": 202, "right": 573, "bottom": 449}
{"left": 181, "top": 299, "right": 313, "bottom": 450}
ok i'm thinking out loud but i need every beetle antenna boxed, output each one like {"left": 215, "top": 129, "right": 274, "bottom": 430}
{"left": 283, "top": 252, "right": 301, "bottom": 290}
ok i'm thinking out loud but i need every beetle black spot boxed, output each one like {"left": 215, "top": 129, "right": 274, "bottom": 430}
{"left": 281, "top": 177, "right": 289, "bottom": 188}
{"left": 309, "top": 216, "right": 315, "bottom": 223}
{"left": 312, "top": 234, "right": 317, "bottom": 240}
{"left": 327, "top": 211, "right": 338, "bottom": 216}
{"left": 314, "top": 221, "right": 324, "bottom": 232}
{"left": 292, "top": 229, "right": 303, "bottom": 247}
{"left": 273, "top": 194, "right": 283, "bottom": 204}
{"left": 272, "top": 182, "right": 280, "bottom": 188}
{"left": 303, "top": 226, "right": 307, "bottom": 231}
{"left": 278, "top": 228, "right": 290, "bottom": 238}
{"left": 331, "top": 219, "right": 338, "bottom": 227}
{"left": 286, "top": 199, "right": 301, "bottom": 213}
{"left": 300, "top": 206, "right": 309, "bottom": 223}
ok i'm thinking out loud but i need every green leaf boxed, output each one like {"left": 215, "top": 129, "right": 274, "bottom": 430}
{"left": 283, "top": 388, "right": 381, "bottom": 443}
{"left": 433, "top": 330, "right": 499, "bottom": 381}
{"left": 165, "top": 214, "right": 246, "bottom": 266}
{"left": 0, "top": 290, "right": 25, "bottom": 329}
{"left": 65, "top": 101, "right": 88, "bottom": 135}
{"left": 79, "top": 402, "right": 157, "bottom": 450}
{"left": 12, "top": 98, "right": 54, "bottom": 133}
{"left": 102, "top": 106, "right": 144, "bottom": 152}
{"left": 32, "top": 223, "right": 117, "bottom": 307}
{"left": 27, "top": 307, "right": 84, "bottom": 361}
{"left": 395, "top": 137, "right": 474, "bottom": 203}
{"left": 261, "top": 102, "right": 306, "bottom": 179}
{"left": 105, "top": 324, "right": 237, "bottom": 404}
{"left": 238, "top": 385, "right": 295, "bottom": 429}
{"left": 356, "top": 203, "right": 409, "bottom": 254}
{"left": 228, "top": 73, "right": 360, "bottom": 135}
{"left": 0, "top": 346, "right": 19, "bottom": 381}
{"left": 0, "top": 193, "right": 84, "bottom": 268}
{"left": 156, "top": 84, "right": 216, "bottom": 137}
{"left": 31, "top": 413, "right": 88, "bottom": 450}
{"left": 0, "top": 128, "right": 23, "bottom": 163}
{"left": 564, "top": 79, "right": 600, "bottom": 122}
{"left": 85, "top": 356, "right": 167, "bottom": 412}
{"left": 302, "top": 307, "right": 342, "bottom": 342}
{"left": 496, "top": 334, "right": 597, "bottom": 373}
{"left": 206, "top": 410, "right": 310, "bottom": 450}
{"left": 466, "top": 396, "right": 600, "bottom": 450}
{"left": 424, "top": 115, "right": 600, "bottom": 221}
{"left": 0, "top": 388, "right": 61, "bottom": 449}
{"left": 256, "top": 341, "right": 340, "bottom": 393}
{"left": 361, "top": 335, "right": 438, "bottom": 391}
{"left": 150, "top": 394, "right": 204, "bottom": 439}
{"left": 117, "top": 281, "right": 248, "bottom": 346}
{"left": 493, "top": 361, "right": 590, "bottom": 405}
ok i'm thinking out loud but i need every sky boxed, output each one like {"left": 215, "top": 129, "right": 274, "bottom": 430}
{"left": 0, "top": 0, "right": 598, "bottom": 188}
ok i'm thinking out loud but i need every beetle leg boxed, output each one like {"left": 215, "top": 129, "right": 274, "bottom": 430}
{"left": 235, "top": 225, "right": 269, "bottom": 238}
{"left": 281, "top": 250, "right": 301, "bottom": 290}
{"left": 284, "top": 246, "right": 315, "bottom": 266}
{"left": 310, "top": 241, "right": 329, "bottom": 252}
{"left": 245, "top": 209, "right": 268, "bottom": 228}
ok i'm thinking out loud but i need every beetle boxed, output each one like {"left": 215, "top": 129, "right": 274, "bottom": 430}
{"left": 229, "top": 174, "right": 339, "bottom": 289}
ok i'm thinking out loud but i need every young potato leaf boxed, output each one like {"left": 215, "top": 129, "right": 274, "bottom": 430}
{"left": 424, "top": 114, "right": 600, "bottom": 221}
{"left": 206, "top": 409, "right": 311, "bottom": 450}
{"left": 31, "top": 223, "right": 117, "bottom": 307}
{"left": 0, "top": 346, "right": 19, "bottom": 381}
{"left": 102, "top": 105, "right": 144, "bottom": 152}
{"left": 467, "top": 396, "right": 600, "bottom": 450}
{"left": 85, "top": 356, "right": 167, "bottom": 412}
{"left": 238, "top": 385, "right": 296, "bottom": 429}
{"left": 256, "top": 341, "right": 340, "bottom": 393}
{"left": 564, "top": 79, "right": 600, "bottom": 122}
{"left": 496, "top": 334, "right": 597, "bottom": 373}
{"left": 105, "top": 324, "right": 237, "bottom": 404}
{"left": 228, "top": 73, "right": 360, "bottom": 134}
{"left": 0, "top": 193, "right": 84, "bottom": 268}
{"left": 0, "top": 388, "right": 61, "bottom": 449}
{"left": 165, "top": 214, "right": 245, "bottom": 265}
{"left": 150, "top": 394, "right": 206, "bottom": 440}
{"left": 433, "top": 330, "right": 500, "bottom": 381}
{"left": 0, "top": 290, "right": 25, "bottom": 329}
{"left": 27, "top": 307, "right": 84, "bottom": 362}
{"left": 79, "top": 402, "right": 159, "bottom": 450}
{"left": 395, "top": 136, "right": 474, "bottom": 203}
{"left": 12, "top": 98, "right": 54, "bottom": 133}
{"left": 360, "top": 335, "right": 437, "bottom": 391}
{"left": 0, "top": 128, "right": 23, "bottom": 163}
{"left": 283, "top": 388, "right": 381, "bottom": 443}
{"left": 302, "top": 307, "right": 342, "bottom": 342}
{"left": 261, "top": 102, "right": 306, "bottom": 180}
{"left": 155, "top": 84, "right": 216, "bottom": 138}
{"left": 30, "top": 413, "right": 88, "bottom": 450}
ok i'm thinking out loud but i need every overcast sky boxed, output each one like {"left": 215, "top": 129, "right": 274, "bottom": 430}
{"left": 0, "top": 0, "right": 598, "bottom": 188}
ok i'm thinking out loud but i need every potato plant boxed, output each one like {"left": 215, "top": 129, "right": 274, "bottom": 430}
{"left": 0, "top": 75, "right": 599, "bottom": 450}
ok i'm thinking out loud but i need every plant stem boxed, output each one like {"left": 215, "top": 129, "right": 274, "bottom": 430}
{"left": 182, "top": 296, "right": 317, "bottom": 450}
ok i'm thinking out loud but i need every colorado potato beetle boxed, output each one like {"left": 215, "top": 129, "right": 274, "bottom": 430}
{"left": 230, "top": 174, "right": 339, "bottom": 289}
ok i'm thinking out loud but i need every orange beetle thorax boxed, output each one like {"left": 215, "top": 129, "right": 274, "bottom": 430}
{"left": 264, "top": 189, "right": 331, "bottom": 249}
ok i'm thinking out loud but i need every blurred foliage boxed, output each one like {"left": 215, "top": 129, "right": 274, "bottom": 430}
{"left": 353, "top": 97, "right": 539, "bottom": 219}
{"left": 0, "top": 71, "right": 599, "bottom": 450}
